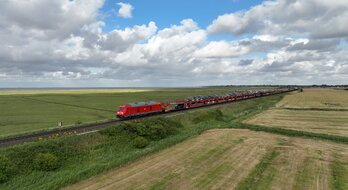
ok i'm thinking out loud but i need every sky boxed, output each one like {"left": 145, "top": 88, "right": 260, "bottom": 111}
{"left": 0, "top": 0, "right": 347, "bottom": 87}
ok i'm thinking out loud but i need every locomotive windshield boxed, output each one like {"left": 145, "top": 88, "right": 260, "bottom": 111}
{"left": 119, "top": 107, "right": 124, "bottom": 111}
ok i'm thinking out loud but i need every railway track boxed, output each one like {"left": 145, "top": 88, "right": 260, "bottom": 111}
{"left": 0, "top": 90, "right": 294, "bottom": 147}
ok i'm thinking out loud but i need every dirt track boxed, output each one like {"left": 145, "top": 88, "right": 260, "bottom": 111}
{"left": 64, "top": 129, "right": 348, "bottom": 190}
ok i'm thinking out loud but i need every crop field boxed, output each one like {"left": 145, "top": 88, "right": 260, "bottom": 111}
{"left": 3, "top": 87, "right": 348, "bottom": 190}
{"left": 276, "top": 88, "right": 348, "bottom": 110}
{"left": 246, "top": 88, "right": 348, "bottom": 136}
{"left": 0, "top": 93, "right": 284, "bottom": 190}
{"left": 0, "top": 87, "right": 270, "bottom": 137}
{"left": 65, "top": 129, "right": 348, "bottom": 190}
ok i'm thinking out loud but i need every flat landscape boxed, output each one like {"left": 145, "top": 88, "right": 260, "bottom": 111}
{"left": 0, "top": 87, "right": 268, "bottom": 137}
{"left": 0, "top": 90, "right": 284, "bottom": 190}
{"left": 2, "top": 1, "right": 348, "bottom": 190}
{"left": 65, "top": 129, "right": 348, "bottom": 190}
{"left": 276, "top": 88, "right": 348, "bottom": 110}
{"left": 246, "top": 88, "right": 348, "bottom": 136}
{"left": 2, "top": 88, "right": 348, "bottom": 190}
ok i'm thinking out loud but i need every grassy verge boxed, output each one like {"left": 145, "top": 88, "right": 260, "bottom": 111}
{"left": 235, "top": 149, "right": 279, "bottom": 190}
{"left": 0, "top": 118, "right": 118, "bottom": 141}
{"left": 0, "top": 94, "right": 284, "bottom": 190}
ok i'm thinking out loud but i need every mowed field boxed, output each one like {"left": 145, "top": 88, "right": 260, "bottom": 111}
{"left": 246, "top": 88, "right": 348, "bottom": 136}
{"left": 276, "top": 88, "right": 348, "bottom": 110}
{"left": 0, "top": 87, "right": 267, "bottom": 137}
{"left": 65, "top": 129, "right": 348, "bottom": 190}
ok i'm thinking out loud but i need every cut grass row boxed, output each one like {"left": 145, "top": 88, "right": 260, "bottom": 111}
{"left": 293, "top": 157, "right": 314, "bottom": 190}
{"left": 236, "top": 149, "right": 279, "bottom": 190}
{"left": 232, "top": 123, "right": 348, "bottom": 144}
{"left": 331, "top": 152, "right": 348, "bottom": 190}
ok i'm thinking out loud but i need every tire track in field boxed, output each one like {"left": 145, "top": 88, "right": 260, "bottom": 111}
{"left": 21, "top": 96, "right": 114, "bottom": 113}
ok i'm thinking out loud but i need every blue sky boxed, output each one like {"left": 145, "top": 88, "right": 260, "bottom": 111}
{"left": 100, "top": 0, "right": 263, "bottom": 31}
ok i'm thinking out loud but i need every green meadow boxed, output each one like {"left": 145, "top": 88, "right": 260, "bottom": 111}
{"left": 0, "top": 87, "right": 269, "bottom": 137}
{"left": 0, "top": 90, "right": 284, "bottom": 190}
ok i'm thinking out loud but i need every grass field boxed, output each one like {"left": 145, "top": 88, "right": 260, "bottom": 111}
{"left": 65, "top": 129, "right": 348, "bottom": 190}
{"left": 0, "top": 87, "right": 270, "bottom": 137}
{"left": 0, "top": 93, "right": 284, "bottom": 190}
{"left": 246, "top": 88, "right": 348, "bottom": 136}
{"left": 0, "top": 89, "right": 152, "bottom": 96}
{"left": 276, "top": 88, "right": 348, "bottom": 110}
{"left": 3, "top": 87, "right": 348, "bottom": 190}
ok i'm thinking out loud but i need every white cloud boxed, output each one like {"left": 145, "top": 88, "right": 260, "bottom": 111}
{"left": 253, "top": 35, "right": 279, "bottom": 42}
{"left": 104, "top": 22, "right": 157, "bottom": 51}
{"left": 207, "top": 0, "right": 348, "bottom": 39}
{"left": 194, "top": 41, "right": 249, "bottom": 58}
{"left": 117, "top": 2, "right": 134, "bottom": 18}
{"left": 54, "top": 35, "right": 91, "bottom": 60}
{"left": 0, "top": 0, "right": 104, "bottom": 39}
{"left": 0, "top": 0, "right": 348, "bottom": 87}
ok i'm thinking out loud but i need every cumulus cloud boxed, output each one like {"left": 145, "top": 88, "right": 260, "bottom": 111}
{"left": 81, "top": 21, "right": 158, "bottom": 52}
{"left": 0, "top": 0, "right": 347, "bottom": 87}
{"left": 107, "top": 19, "right": 207, "bottom": 75}
{"left": 193, "top": 41, "right": 249, "bottom": 58}
{"left": 208, "top": 0, "right": 348, "bottom": 39}
{"left": 117, "top": 2, "right": 133, "bottom": 18}
{"left": 0, "top": 0, "right": 104, "bottom": 39}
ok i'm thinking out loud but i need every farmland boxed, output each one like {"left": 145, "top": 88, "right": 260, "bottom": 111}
{"left": 0, "top": 87, "right": 269, "bottom": 137}
{"left": 0, "top": 92, "right": 284, "bottom": 190}
{"left": 2, "top": 87, "right": 348, "bottom": 190}
{"left": 65, "top": 129, "right": 348, "bottom": 190}
{"left": 246, "top": 88, "right": 348, "bottom": 136}
{"left": 276, "top": 88, "right": 348, "bottom": 110}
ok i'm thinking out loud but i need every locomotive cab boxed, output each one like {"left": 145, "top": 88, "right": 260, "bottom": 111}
{"left": 116, "top": 106, "right": 127, "bottom": 118}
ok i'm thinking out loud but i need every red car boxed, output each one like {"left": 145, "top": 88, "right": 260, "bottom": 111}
{"left": 116, "top": 101, "right": 163, "bottom": 118}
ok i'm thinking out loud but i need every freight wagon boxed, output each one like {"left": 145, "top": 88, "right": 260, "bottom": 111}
{"left": 116, "top": 88, "right": 296, "bottom": 118}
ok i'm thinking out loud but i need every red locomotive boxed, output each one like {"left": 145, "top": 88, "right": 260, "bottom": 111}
{"left": 116, "top": 88, "right": 296, "bottom": 118}
{"left": 116, "top": 101, "right": 163, "bottom": 118}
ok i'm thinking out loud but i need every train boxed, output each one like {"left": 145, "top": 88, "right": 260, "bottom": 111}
{"left": 116, "top": 88, "right": 296, "bottom": 118}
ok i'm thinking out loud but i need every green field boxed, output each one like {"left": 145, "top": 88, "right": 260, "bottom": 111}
{"left": 1, "top": 89, "right": 348, "bottom": 190}
{"left": 0, "top": 87, "right": 269, "bottom": 137}
{"left": 0, "top": 92, "right": 284, "bottom": 190}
